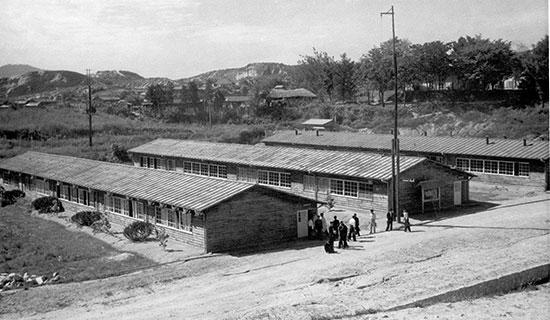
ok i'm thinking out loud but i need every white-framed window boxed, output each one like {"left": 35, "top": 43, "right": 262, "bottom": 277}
{"left": 344, "top": 180, "right": 357, "bottom": 197}
{"left": 470, "top": 159, "right": 484, "bottom": 173}
{"left": 218, "top": 166, "right": 227, "bottom": 179}
{"left": 330, "top": 178, "right": 373, "bottom": 199}
{"left": 192, "top": 162, "right": 200, "bottom": 174}
{"left": 35, "top": 179, "right": 47, "bottom": 194}
{"left": 155, "top": 208, "right": 162, "bottom": 224}
{"left": 176, "top": 209, "right": 193, "bottom": 232}
{"left": 60, "top": 184, "right": 70, "bottom": 200}
{"left": 133, "top": 201, "right": 145, "bottom": 220}
{"left": 358, "top": 182, "right": 374, "bottom": 199}
{"left": 498, "top": 161, "right": 514, "bottom": 176}
{"left": 257, "top": 170, "right": 291, "bottom": 188}
{"left": 209, "top": 164, "right": 218, "bottom": 177}
{"left": 78, "top": 189, "right": 89, "bottom": 205}
{"left": 330, "top": 179, "right": 343, "bottom": 195}
{"left": 238, "top": 167, "right": 258, "bottom": 183}
{"left": 71, "top": 186, "right": 79, "bottom": 202}
{"left": 303, "top": 175, "right": 315, "bottom": 191}
{"left": 113, "top": 197, "right": 122, "bottom": 214}
{"left": 166, "top": 159, "right": 175, "bottom": 171}
{"left": 456, "top": 158, "right": 470, "bottom": 171}
{"left": 484, "top": 160, "right": 498, "bottom": 174}
{"left": 184, "top": 161, "right": 192, "bottom": 173}
{"left": 518, "top": 163, "right": 529, "bottom": 177}
{"left": 167, "top": 209, "right": 176, "bottom": 228}
{"left": 200, "top": 163, "right": 209, "bottom": 176}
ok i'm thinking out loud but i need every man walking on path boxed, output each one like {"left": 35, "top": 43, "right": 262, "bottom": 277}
{"left": 403, "top": 209, "right": 411, "bottom": 232}
{"left": 338, "top": 221, "right": 348, "bottom": 249}
{"left": 369, "top": 210, "right": 377, "bottom": 234}
{"left": 386, "top": 209, "right": 394, "bottom": 231}
{"left": 352, "top": 213, "right": 360, "bottom": 236}
{"left": 347, "top": 217, "right": 356, "bottom": 241}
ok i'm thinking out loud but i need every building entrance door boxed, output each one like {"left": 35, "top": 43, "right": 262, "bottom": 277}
{"left": 453, "top": 181, "right": 462, "bottom": 205}
{"left": 296, "top": 210, "right": 309, "bottom": 238}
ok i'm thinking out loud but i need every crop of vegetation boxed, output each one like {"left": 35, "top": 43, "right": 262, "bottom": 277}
{"left": 123, "top": 221, "right": 155, "bottom": 242}
{"left": 71, "top": 211, "right": 103, "bottom": 227}
{"left": 0, "top": 200, "right": 155, "bottom": 282}
{"left": 31, "top": 196, "right": 64, "bottom": 214}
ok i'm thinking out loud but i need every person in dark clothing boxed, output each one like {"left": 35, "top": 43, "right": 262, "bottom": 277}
{"left": 404, "top": 216, "right": 412, "bottom": 232}
{"left": 332, "top": 216, "right": 340, "bottom": 230}
{"left": 314, "top": 216, "right": 324, "bottom": 239}
{"left": 324, "top": 240, "right": 335, "bottom": 253}
{"left": 338, "top": 221, "right": 348, "bottom": 249}
{"left": 352, "top": 213, "right": 360, "bottom": 236}
{"left": 386, "top": 209, "right": 394, "bottom": 231}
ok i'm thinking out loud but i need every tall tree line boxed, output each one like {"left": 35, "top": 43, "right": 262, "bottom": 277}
{"left": 293, "top": 35, "right": 549, "bottom": 105}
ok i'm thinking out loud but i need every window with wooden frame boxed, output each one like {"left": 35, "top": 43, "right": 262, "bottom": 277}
{"left": 498, "top": 161, "right": 514, "bottom": 176}
{"left": 518, "top": 163, "right": 530, "bottom": 177}
{"left": 166, "top": 159, "right": 175, "bottom": 171}
{"left": 78, "top": 189, "right": 88, "bottom": 205}
{"left": 60, "top": 184, "right": 70, "bottom": 200}
{"left": 303, "top": 175, "right": 315, "bottom": 191}
{"left": 456, "top": 158, "right": 470, "bottom": 171}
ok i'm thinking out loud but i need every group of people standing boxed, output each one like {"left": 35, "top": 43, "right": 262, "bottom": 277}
{"left": 319, "top": 208, "right": 412, "bottom": 253}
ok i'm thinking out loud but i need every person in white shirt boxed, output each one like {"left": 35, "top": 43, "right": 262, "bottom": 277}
{"left": 347, "top": 217, "right": 356, "bottom": 241}
{"left": 369, "top": 210, "right": 377, "bottom": 234}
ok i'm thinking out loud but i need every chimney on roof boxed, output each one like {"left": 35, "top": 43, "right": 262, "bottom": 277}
{"left": 295, "top": 128, "right": 299, "bottom": 135}
{"left": 316, "top": 129, "right": 319, "bottom": 136}
{"left": 503, "top": 136, "right": 507, "bottom": 139}
{"left": 486, "top": 136, "right": 489, "bottom": 145}
{"left": 523, "top": 138, "right": 527, "bottom": 146}
{"left": 423, "top": 131, "right": 427, "bottom": 136}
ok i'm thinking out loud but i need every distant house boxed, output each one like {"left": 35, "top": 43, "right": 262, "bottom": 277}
{"left": 267, "top": 85, "right": 316, "bottom": 106}
{"left": 503, "top": 77, "right": 521, "bottom": 90}
{"left": 223, "top": 95, "right": 252, "bottom": 115}
{"left": 301, "top": 118, "right": 336, "bottom": 131}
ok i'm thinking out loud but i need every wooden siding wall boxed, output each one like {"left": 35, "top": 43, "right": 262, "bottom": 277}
{"left": 205, "top": 189, "right": 315, "bottom": 252}
{"left": 397, "top": 161, "right": 470, "bottom": 214}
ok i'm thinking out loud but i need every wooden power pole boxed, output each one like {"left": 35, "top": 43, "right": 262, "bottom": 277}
{"left": 381, "top": 5, "right": 401, "bottom": 221}
{"left": 86, "top": 69, "right": 93, "bottom": 147}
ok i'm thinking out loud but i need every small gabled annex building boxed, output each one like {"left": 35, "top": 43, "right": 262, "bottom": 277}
{"left": 0, "top": 152, "right": 319, "bottom": 252}
{"left": 128, "top": 139, "right": 473, "bottom": 215}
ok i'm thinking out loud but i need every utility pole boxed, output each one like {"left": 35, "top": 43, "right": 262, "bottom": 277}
{"left": 86, "top": 69, "right": 93, "bottom": 147}
{"left": 381, "top": 5, "right": 400, "bottom": 221}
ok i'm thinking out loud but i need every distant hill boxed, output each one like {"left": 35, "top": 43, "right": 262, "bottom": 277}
{"left": 0, "top": 64, "right": 42, "bottom": 78}
{"left": 180, "top": 62, "right": 295, "bottom": 85}
{"left": 93, "top": 70, "right": 144, "bottom": 86}
{"left": 0, "top": 70, "right": 88, "bottom": 97}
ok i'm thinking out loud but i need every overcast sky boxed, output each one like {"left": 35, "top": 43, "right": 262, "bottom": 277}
{"left": 0, "top": 0, "right": 547, "bottom": 79}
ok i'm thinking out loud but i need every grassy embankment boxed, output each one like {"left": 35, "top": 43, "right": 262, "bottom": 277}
{"left": 0, "top": 199, "right": 156, "bottom": 283}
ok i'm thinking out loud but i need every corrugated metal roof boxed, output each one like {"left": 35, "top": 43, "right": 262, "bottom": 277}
{"left": 128, "top": 139, "right": 427, "bottom": 181}
{"left": 268, "top": 88, "right": 317, "bottom": 99}
{"left": 302, "top": 119, "right": 333, "bottom": 126}
{"left": 0, "top": 151, "right": 260, "bottom": 211}
{"left": 263, "top": 131, "right": 549, "bottom": 160}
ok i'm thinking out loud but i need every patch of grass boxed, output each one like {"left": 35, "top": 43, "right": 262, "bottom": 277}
{"left": 0, "top": 200, "right": 156, "bottom": 282}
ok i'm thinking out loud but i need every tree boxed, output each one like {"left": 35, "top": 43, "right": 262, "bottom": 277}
{"left": 449, "top": 35, "right": 514, "bottom": 90}
{"left": 145, "top": 84, "right": 173, "bottom": 116}
{"left": 516, "top": 36, "right": 549, "bottom": 104}
{"left": 293, "top": 48, "right": 336, "bottom": 101}
{"left": 411, "top": 41, "right": 451, "bottom": 89}
{"left": 333, "top": 53, "right": 357, "bottom": 101}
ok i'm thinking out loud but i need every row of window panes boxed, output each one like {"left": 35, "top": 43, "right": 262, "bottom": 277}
{"left": 258, "top": 170, "right": 291, "bottom": 188}
{"left": 183, "top": 161, "right": 227, "bottom": 179}
{"left": 237, "top": 167, "right": 258, "bottom": 183}
{"left": 60, "top": 184, "right": 91, "bottom": 206}
{"left": 456, "top": 158, "right": 529, "bottom": 176}
{"left": 329, "top": 178, "right": 373, "bottom": 199}
{"left": 140, "top": 156, "right": 176, "bottom": 171}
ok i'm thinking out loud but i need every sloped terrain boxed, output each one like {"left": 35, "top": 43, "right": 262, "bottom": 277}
{"left": 1, "top": 194, "right": 548, "bottom": 319}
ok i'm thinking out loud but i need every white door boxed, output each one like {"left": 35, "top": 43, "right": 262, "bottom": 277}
{"left": 296, "top": 210, "right": 309, "bottom": 238}
{"left": 453, "top": 181, "right": 462, "bottom": 205}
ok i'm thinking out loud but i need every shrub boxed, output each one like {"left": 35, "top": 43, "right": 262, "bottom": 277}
{"left": 123, "top": 221, "right": 155, "bottom": 242}
{"left": 71, "top": 211, "right": 103, "bottom": 227}
{"left": 31, "top": 196, "right": 65, "bottom": 213}
{"left": 1, "top": 189, "right": 25, "bottom": 207}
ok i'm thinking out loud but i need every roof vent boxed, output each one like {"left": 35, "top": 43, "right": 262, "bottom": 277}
{"left": 523, "top": 139, "right": 527, "bottom": 146}
{"left": 294, "top": 129, "right": 300, "bottom": 135}
{"left": 486, "top": 136, "right": 489, "bottom": 145}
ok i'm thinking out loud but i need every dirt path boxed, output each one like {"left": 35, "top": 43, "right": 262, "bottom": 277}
{"left": 2, "top": 195, "right": 549, "bottom": 320}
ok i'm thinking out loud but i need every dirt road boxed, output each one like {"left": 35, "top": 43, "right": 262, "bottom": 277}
{"left": 1, "top": 195, "right": 549, "bottom": 320}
